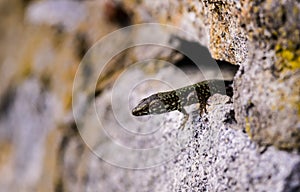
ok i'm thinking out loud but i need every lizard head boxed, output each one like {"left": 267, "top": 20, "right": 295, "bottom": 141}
{"left": 132, "top": 94, "right": 167, "bottom": 116}
{"left": 132, "top": 97, "right": 151, "bottom": 116}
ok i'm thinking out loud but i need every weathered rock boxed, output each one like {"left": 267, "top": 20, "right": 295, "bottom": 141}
{"left": 233, "top": 0, "right": 300, "bottom": 149}
{"left": 76, "top": 89, "right": 299, "bottom": 191}
{"left": 0, "top": 0, "right": 299, "bottom": 191}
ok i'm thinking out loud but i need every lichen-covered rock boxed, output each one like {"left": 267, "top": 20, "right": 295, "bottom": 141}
{"left": 120, "top": 0, "right": 300, "bottom": 150}
{"left": 122, "top": 0, "right": 248, "bottom": 64}
{"left": 200, "top": 0, "right": 248, "bottom": 64}
{"left": 233, "top": 0, "right": 300, "bottom": 149}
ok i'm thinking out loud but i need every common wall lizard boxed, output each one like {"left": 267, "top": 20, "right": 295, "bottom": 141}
{"left": 132, "top": 79, "right": 233, "bottom": 116}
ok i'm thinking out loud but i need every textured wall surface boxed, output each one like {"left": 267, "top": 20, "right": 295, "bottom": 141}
{"left": 0, "top": 0, "right": 299, "bottom": 191}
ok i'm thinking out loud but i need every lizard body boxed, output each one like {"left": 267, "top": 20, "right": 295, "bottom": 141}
{"left": 132, "top": 79, "right": 233, "bottom": 116}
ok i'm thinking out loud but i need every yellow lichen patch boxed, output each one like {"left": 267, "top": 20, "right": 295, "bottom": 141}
{"left": 281, "top": 50, "right": 294, "bottom": 61}
{"left": 289, "top": 60, "right": 300, "bottom": 69}
{"left": 275, "top": 44, "right": 300, "bottom": 71}
{"left": 245, "top": 117, "right": 252, "bottom": 139}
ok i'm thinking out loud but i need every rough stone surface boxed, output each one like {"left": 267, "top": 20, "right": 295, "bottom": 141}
{"left": 124, "top": 0, "right": 300, "bottom": 149}
{"left": 123, "top": 0, "right": 300, "bottom": 149}
{"left": 233, "top": 0, "right": 300, "bottom": 149}
{"left": 76, "top": 90, "right": 299, "bottom": 192}
{"left": 0, "top": 0, "right": 299, "bottom": 191}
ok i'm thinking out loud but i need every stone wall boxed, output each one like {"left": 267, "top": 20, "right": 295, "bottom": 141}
{"left": 0, "top": 0, "right": 299, "bottom": 191}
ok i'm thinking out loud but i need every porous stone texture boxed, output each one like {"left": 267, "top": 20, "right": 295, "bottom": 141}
{"left": 233, "top": 0, "right": 300, "bottom": 149}
{"left": 126, "top": 0, "right": 300, "bottom": 149}
{"left": 0, "top": 0, "right": 299, "bottom": 192}
{"left": 76, "top": 90, "right": 300, "bottom": 192}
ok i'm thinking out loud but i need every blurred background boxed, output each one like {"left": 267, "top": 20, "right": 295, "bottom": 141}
{"left": 0, "top": 0, "right": 198, "bottom": 191}
{"left": 0, "top": 0, "right": 137, "bottom": 191}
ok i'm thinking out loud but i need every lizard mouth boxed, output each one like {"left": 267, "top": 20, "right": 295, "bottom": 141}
{"left": 131, "top": 108, "right": 139, "bottom": 116}
{"left": 131, "top": 107, "right": 148, "bottom": 116}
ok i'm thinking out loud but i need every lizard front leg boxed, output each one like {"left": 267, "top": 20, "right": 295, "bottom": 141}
{"left": 178, "top": 107, "right": 189, "bottom": 129}
{"left": 199, "top": 100, "right": 208, "bottom": 116}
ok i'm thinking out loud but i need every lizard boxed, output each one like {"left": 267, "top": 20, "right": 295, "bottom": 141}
{"left": 131, "top": 79, "right": 233, "bottom": 118}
